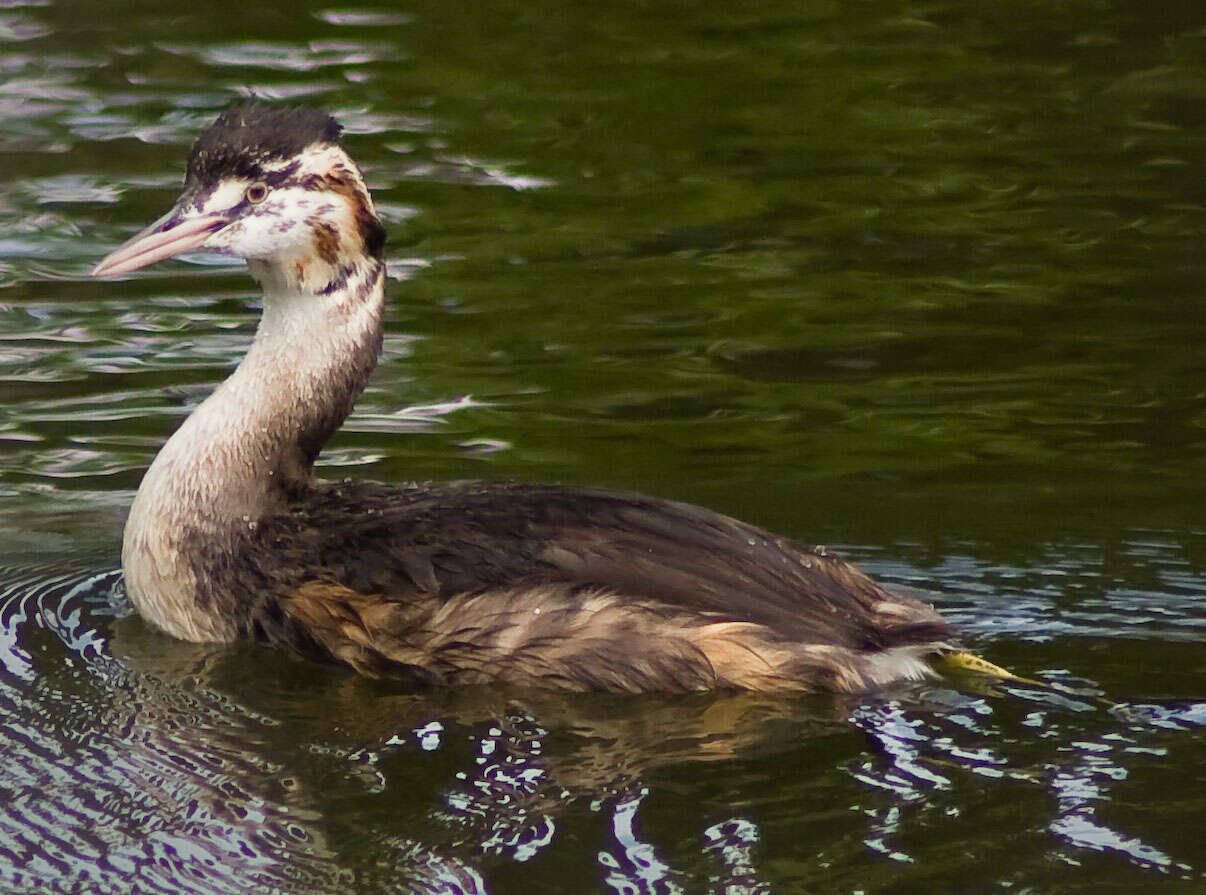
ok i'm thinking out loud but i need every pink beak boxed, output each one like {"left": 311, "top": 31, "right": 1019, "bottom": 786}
{"left": 92, "top": 210, "right": 228, "bottom": 278}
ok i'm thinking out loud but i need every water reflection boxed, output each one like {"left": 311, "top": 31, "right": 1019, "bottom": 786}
{"left": 851, "top": 684, "right": 1204, "bottom": 880}
{"left": 0, "top": 565, "right": 348, "bottom": 892}
{"left": 1, "top": 561, "right": 1201, "bottom": 892}
{"left": 0, "top": 564, "right": 844, "bottom": 892}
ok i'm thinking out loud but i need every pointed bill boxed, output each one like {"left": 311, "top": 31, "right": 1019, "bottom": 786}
{"left": 92, "top": 209, "right": 229, "bottom": 278}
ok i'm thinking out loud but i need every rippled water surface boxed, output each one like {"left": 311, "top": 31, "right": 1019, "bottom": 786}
{"left": 2, "top": 1, "right": 1205, "bottom": 891}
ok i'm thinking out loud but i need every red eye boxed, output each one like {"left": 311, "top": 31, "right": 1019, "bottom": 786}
{"left": 245, "top": 182, "right": 269, "bottom": 204}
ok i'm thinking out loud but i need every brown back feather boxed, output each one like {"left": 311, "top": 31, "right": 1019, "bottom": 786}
{"left": 231, "top": 481, "right": 953, "bottom": 687}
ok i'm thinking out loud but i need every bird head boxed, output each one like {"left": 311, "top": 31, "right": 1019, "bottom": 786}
{"left": 92, "top": 102, "right": 386, "bottom": 295}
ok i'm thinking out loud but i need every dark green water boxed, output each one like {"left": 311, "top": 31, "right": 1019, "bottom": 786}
{"left": 1, "top": 0, "right": 1204, "bottom": 891}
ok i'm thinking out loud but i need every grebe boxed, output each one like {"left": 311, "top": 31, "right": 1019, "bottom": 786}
{"left": 93, "top": 103, "right": 957, "bottom": 693}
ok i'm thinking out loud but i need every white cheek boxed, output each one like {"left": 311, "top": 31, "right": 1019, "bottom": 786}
{"left": 214, "top": 194, "right": 317, "bottom": 258}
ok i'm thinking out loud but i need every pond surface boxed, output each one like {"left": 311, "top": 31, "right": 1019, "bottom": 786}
{"left": 1, "top": 0, "right": 1205, "bottom": 891}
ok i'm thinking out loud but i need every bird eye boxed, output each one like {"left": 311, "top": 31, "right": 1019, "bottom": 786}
{"left": 245, "top": 182, "right": 270, "bottom": 204}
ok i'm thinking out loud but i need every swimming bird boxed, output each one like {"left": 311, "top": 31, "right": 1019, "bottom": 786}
{"left": 93, "top": 102, "right": 957, "bottom": 693}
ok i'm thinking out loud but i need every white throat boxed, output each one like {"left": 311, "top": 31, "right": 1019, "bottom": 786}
{"left": 122, "top": 260, "right": 385, "bottom": 641}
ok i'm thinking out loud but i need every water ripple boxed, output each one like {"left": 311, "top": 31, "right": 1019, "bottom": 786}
{"left": 851, "top": 691, "right": 1200, "bottom": 878}
{"left": 314, "top": 9, "right": 414, "bottom": 28}
{"left": 161, "top": 40, "right": 395, "bottom": 72}
{"left": 0, "top": 12, "right": 49, "bottom": 42}
{"left": 858, "top": 540, "right": 1206, "bottom": 644}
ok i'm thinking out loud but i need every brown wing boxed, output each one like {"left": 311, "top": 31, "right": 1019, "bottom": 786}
{"left": 242, "top": 480, "right": 953, "bottom": 691}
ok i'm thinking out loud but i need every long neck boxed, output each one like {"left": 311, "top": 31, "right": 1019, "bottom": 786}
{"left": 122, "top": 258, "right": 385, "bottom": 641}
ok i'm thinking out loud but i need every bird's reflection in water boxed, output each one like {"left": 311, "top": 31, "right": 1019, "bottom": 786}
{"left": 5, "top": 565, "right": 1199, "bottom": 891}
{"left": 110, "top": 610, "right": 848, "bottom": 893}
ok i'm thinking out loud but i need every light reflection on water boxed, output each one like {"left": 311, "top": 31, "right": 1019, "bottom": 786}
{"left": 0, "top": 567, "right": 818, "bottom": 892}
{"left": 860, "top": 539, "right": 1206, "bottom": 644}
{"left": 851, "top": 692, "right": 1203, "bottom": 876}
{"left": 0, "top": 560, "right": 1202, "bottom": 891}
